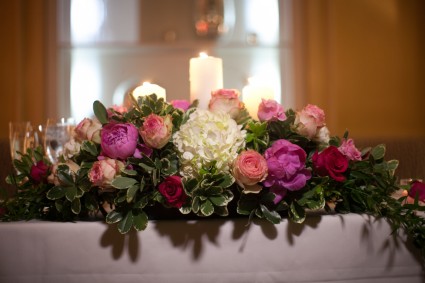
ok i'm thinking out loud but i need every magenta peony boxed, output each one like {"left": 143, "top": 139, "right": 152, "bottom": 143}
{"left": 312, "top": 146, "right": 348, "bottom": 182}
{"left": 232, "top": 150, "right": 268, "bottom": 194}
{"left": 101, "top": 123, "right": 139, "bottom": 159}
{"left": 139, "top": 114, "right": 173, "bottom": 149}
{"left": 158, "top": 176, "right": 187, "bottom": 208}
{"left": 208, "top": 89, "right": 244, "bottom": 119}
{"left": 170, "top": 100, "right": 191, "bottom": 111}
{"left": 257, "top": 99, "right": 286, "bottom": 122}
{"left": 263, "top": 139, "right": 311, "bottom": 203}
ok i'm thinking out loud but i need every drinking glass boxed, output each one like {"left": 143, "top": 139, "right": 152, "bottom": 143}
{"left": 44, "top": 118, "right": 75, "bottom": 163}
{"left": 9, "top": 121, "right": 35, "bottom": 161}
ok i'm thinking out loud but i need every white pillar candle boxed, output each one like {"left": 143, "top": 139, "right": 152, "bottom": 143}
{"left": 242, "top": 78, "right": 275, "bottom": 120}
{"left": 189, "top": 52, "right": 223, "bottom": 109}
{"left": 132, "top": 82, "right": 167, "bottom": 101}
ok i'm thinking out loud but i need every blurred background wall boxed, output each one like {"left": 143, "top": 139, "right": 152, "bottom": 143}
{"left": 1, "top": 0, "right": 424, "bottom": 141}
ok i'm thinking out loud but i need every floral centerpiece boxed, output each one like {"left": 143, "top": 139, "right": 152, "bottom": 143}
{"left": 1, "top": 90, "right": 425, "bottom": 259}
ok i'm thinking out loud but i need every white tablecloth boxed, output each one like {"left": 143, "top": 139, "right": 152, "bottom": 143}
{"left": 0, "top": 214, "right": 423, "bottom": 283}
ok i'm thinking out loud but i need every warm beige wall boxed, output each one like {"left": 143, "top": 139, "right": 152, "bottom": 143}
{"left": 0, "top": 0, "right": 57, "bottom": 141}
{"left": 294, "top": 0, "right": 425, "bottom": 140}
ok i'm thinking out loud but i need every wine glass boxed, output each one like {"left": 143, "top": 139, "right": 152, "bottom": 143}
{"left": 44, "top": 118, "right": 75, "bottom": 163}
{"left": 9, "top": 121, "right": 34, "bottom": 161}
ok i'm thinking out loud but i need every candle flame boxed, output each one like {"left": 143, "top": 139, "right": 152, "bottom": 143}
{"left": 199, "top": 52, "right": 208, "bottom": 58}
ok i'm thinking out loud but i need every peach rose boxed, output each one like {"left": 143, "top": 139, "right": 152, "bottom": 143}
{"left": 74, "top": 118, "right": 102, "bottom": 144}
{"left": 295, "top": 104, "right": 326, "bottom": 139}
{"left": 232, "top": 150, "right": 268, "bottom": 194}
{"left": 208, "top": 89, "right": 244, "bottom": 119}
{"left": 88, "top": 158, "right": 125, "bottom": 188}
{"left": 139, "top": 114, "right": 173, "bottom": 149}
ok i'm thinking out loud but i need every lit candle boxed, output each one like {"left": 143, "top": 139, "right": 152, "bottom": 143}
{"left": 242, "top": 78, "right": 275, "bottom": 120}
{"left": 132, "top": 82, "right": 167, "bottom": 101}
{"left": 189, "top": 52, "right": 223, "bottom": 109}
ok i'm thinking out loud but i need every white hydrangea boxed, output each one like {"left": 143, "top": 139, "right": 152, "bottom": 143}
{"left": 173, "top": 109, "right": 246, "bottom": 179}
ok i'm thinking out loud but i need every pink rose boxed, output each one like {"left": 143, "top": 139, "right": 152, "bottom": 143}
{"left": 295, "top": 104, "right": 326, "bottom": 139}
{"left": 408, "top": 181, "right": 425, "bottom": 202}
{"left": 139, "top": 114, "right": 173, "bottom": 149}
{"left": 30, "top": 160, "right": 50, "bottom": 184}
{"left": 101, "top": 122, "right": 139, "bottom": 159}
{"left": 171, "top": 100, "right": 191, "bottom": 111}
{"left": 74, "top": 118, "right": 102, "bottom": 143}
{"left": 338, "top": 138, "right": 362, "bottom": 161}
{"left": 312, "top": 146, "right": 348, "bottom": 182}
{"left": 88, "top": 158, "right": 125, "bottom": 188}
{"left": 232, "top": 150, "right": 268, "bottom": 194}
{"left": 257, "top": 99, "right": 286, "bottom": 122}
{"left": 158, "top": 176, "right": 187, "bottom": 208}
{"left": 107, "top": 105, "right": 128, "bottom": 118}
{"left": 208, "top": 89, "right": 244, "bottom": 119}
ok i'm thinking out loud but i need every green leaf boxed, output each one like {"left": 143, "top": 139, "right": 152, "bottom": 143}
{"left": 111, "top": 177, "right": 138, "bottom": 189}
{"left": 289, "top": 201, "right": 306, "bottom": 223}
{"left": 93, "top": 100, "right": 109, "bottom": 125}
{"left": 118, "top": 211, "right": 134, "bottom": 234}
{"left": 71, "top": 198, "right": 81, "bottom": 214}
{"left": 121, "top": 169, "right": 138, "bottom": 176}
{"left": 200, "top": 200, "right": 214, "bottom": 216}
{"left": 65, "top": 185, "right": 78, "bottom": 201}
{"left": 210, "top": 195, "right": 227, "bottom": 206}
{"left": 106, "top": 210, "right": 123, "bottom": 224}
{"left": 260, "top": 204, "right": 281, "bottom": 224}
{"left": 47, "top": 186, "right": 66, "bottom": 200}
{"left": 84, "top": 193, "right": 99, "bottom": 211}
{"left": 57, "top": 170, "right": 75, "bottom": 187}
{"left": 192, "top": 196, "right": 200, "bottom": 213}
{"left": 81, "top": 141, "right": 99, "bottom": 156}
{"left": 126, "top": 184, "right": 139, "bottom": 203}
{"left": 371, "top": 144, "right": 386, "bottom": 160}
{"left": 133, "top": 211, "right": 148, "bottom": 231}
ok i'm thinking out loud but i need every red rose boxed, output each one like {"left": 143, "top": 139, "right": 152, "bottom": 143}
{"left": 30, "top": 160, "right": 50, "bottom": 184}
{"left": 312, "top": 146, "right": 348, "bottom": 182}
{"left": 158, "top": 176, "right": 187, "bottom": 208}
{"left": 408, "top": 181, "right": 425, "bottom": 202}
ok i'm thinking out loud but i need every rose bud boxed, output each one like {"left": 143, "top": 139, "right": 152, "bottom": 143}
{"left": 139, "top": 114, "right": 173, "bottom": 149}
{"left": 232, "top": 150, "right": 268, "bottom": 194}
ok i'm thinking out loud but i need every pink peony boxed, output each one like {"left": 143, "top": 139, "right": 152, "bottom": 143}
{"left": 88, "top": 158, "right": 125, "bottom": 188}
{"left": 313, "top": 146, "right": 349, "bottom": 182}
{"left": 257, "top": 99, "right": 286, "bottom": 122}
{"left": 158, "top": 176, "right": 187, "bottom": 208}
{"left": 139, "top": 114, "right": 173, "bottom": 149}
{"left": 74, "top": 118, "right": 102, "bottom": 143}
{"left": 170, "top": 100, "right": 191, "bottom": 111}
{"left": 30, "top": 160, "right": 50, "bottom": 184}
{"left": 232, "top": 150, "right": 268, "bottom": 194}
{"left": 263, "top": 139, "right": 311, "bottom": 203}
{"left": 101, "top": 123, "right": 139, "bottom": 159}
{"left": 208, "top": 89, "right": 244, "bottom": 119}
{"left": 338, "top": 138, "right": 362, "bottom": 161}
{"left": 295, "top": 104, "right": 326, "bottom": 139}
